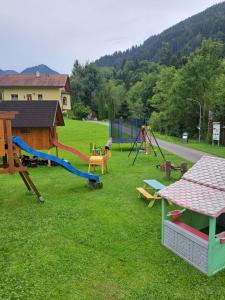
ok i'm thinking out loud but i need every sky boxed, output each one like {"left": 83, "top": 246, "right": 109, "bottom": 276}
{"left": 0, "top": 0, "right": 223, "bottom": 74}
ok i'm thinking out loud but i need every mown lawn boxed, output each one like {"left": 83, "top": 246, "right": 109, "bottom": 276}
{"left": 0, "top": 119, "right": 225, "bottom": 299}
{"left": 156, "top": 132, "right": 225, "bottom": 158}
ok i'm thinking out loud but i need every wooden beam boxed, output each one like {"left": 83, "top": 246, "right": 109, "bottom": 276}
{"left": 0, "top": 111, "right": 18, "bottom": 120}
{"left": 0, "top": 166, "right": 27, "bottom": 174}
{"left": 5, "top": 119, "right": 14, "bottom": 173}
{"left": 0, "top": 119, "right": 5, "bottom": 156}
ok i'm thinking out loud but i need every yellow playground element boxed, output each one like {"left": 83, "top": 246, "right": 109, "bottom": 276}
{"left": 136, "top": 180, "right": 167, "bottom": 208}
{"left": 88, "top": 150, "right": 111, "bottom": 175}
{"left": 136, "top": 187, "right": 161, "bottom": 208}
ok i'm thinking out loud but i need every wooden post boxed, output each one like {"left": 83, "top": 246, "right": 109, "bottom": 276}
{"left": 161, "top": 199, "right": 167, "bottom": 244}
{"left": 180, "top": 162, "right": 188, "bottom": 177}
{"left": 6, "top": 119, "right": 14, "bottom": 174}
{"left": 0, "top": 120, "right": 5, "bottom": 157}
{"left": 55, "top": 146, "right": 59, "bottom": 158}
{"left": 165, "top": 161, "right": 171, "bottom": 178}
{"left": 48, "top": 149, "right": 51, "bottom": 167}
{"left": 208, "top": 217, "right": 216, "bottom": 276}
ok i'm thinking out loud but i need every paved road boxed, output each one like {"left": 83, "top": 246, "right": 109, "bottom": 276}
{"left": 151, "top": 138, "right": 211, "bottom": 163}
{"left": 86, "top": 120, "right": 211, "bottom": 163}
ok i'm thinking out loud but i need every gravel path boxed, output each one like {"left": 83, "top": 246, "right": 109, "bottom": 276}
{"left": 151, "top": 138, "right": 211, "bottom": 163}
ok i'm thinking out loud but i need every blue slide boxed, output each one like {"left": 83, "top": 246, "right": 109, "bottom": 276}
{"left": 12, "top": 136, "right": 101, "bottom": 185}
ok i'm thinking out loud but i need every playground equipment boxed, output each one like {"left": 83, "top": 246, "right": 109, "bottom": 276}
{"left": 13, "top": 136, "right": 102, "bottom": 189}
{"left": 88, "top": 143, "right": 111, "bottom": 175}
{"left": 159, "top": 155, "right": 225, "bottom": 276}
{"left": 109, "top": 118, "right": 144, "bottom": 144}
{"left": 136, "top": 179, "right": 166, "bottom": 208}
{"left": 0, "top": 101, "right": 64, "bottom": 152}
{"left": 0, "top": 111, "right": 43, "bottom": 202}
{"left": 53, "top": 140, "right": 111, "bottom": 175}
{"left": 0, "top": 102, "right": 103, "bottom": 188}
{"left": 128, "top": 124, "right": 165, "bottom": 165}
{"left": 53, "top": 139, "right": 90, "bottom": 163}
{"left": 157, "top": 161, "right": 188, "bottom": 178}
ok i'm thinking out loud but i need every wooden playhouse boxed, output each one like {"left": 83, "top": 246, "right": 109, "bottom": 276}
{"left": 158, "top": 156, "right": 225, "bottom": 276}
{"left": 0, "top": 101, "right": 64, "bottom": 151}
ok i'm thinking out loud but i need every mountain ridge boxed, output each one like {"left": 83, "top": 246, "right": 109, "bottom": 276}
{"left": 95, "top": 2, "right": 225, "bottom": 68}
{"left": 0, "top": 64, "right": 58, "bottom": 75}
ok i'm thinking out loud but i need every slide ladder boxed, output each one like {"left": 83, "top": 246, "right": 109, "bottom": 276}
{"left": 12, "top": 136, "right": 102, "bottom": 189}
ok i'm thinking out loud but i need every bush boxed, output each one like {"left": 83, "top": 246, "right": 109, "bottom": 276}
{"left": 73, "top": 101, "right": 91, "bottom": 120}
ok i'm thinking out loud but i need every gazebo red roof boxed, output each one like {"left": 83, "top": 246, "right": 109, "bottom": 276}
{"left": 158, "top": 156, "right": 225, "bottom": 217}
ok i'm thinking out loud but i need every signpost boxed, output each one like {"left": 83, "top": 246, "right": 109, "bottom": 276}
{"left": 212, "top": 122, "right": 220, "bottom": 146}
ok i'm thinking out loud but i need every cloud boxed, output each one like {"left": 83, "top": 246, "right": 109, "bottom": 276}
{"left": 0, "top": 0, "right": 222, "bottom": 73}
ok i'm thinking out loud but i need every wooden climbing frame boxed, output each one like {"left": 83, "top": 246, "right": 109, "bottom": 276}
{"left": 0, "top": 111, "right": 43, "bottom": 202}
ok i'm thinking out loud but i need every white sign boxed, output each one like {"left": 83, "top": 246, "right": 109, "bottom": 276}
{"left": 213, "top": 122, "right": 220, "bottom": 141}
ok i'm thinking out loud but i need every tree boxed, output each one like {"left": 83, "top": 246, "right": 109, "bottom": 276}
{"left": 151, "top": 66, "right": 178, "bottom": 134}
{"left": 151, "top": 39, "right": 224, "bottom": 137}
{"left": 127, "top": 71, "right": 160, "bottom": 118}
{"left": 70, "top": 61, "right": 101, "bottom": 108}
{"left": 73, "top": 100, "right": 90, "bottom": 120}
{"left": 116, "top": 100, "right": 131, "bottom": 119}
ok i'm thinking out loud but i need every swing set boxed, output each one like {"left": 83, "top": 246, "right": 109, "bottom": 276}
{"left": 128, "top": 123, "right": 165, "bottom": 165}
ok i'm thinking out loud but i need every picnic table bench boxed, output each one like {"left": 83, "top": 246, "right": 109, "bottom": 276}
{"left": 136, "top": 179, "right": 166, "bottom": 208}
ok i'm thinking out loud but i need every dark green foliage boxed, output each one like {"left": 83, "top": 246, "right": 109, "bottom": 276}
{"left": 70, "top": 60, "right": 101, "bottom": 108}
{"left": 95, "top": 2, "right": 225, "bottom": 68}
{"left": 151, "top": 39, "right": 225, "bottom": 138}
{"left": 71, "top": 37, "right": 225, "bottom": 141}
{"left": 72, "top": 100, "right": 90, "bottom": 119}
{"left": 116, "top": 99, "right": 131, "bottom": 120}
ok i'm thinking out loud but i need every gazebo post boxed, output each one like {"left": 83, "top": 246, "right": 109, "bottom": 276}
{"left": 161, "top": 199, "right": 167, "bottom": 244}
{"left": 208, "top": 217, "right": 216, "bottom": 276}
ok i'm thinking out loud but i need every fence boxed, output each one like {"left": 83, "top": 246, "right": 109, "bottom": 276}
{"left": 109, "top": 119, "right": 147, "bottom": 143}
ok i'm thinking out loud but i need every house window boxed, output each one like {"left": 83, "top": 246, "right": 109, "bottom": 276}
{"left": 38, "top": 94, "right": 43, "bottom": 101}
{"left": 62, "top": 96, "right": 67, "bottom": 106}
{"left": 20, "top": 128, "right": 32, "bottom": 134}
{"left": 27, "top": 94, "right": 32, "bottom": 101}
{"left": 11, "top": 94, "right": 18, "bottom": 101}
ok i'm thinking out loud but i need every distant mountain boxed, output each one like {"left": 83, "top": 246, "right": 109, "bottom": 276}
{"left": 0, "top": 64, "right": 58, "bottom": 75}
{"left": 95, "top": 2, "right": 225, "bottom": 68}
{"left": 0, "top": 69, "right": 18, "bottom": 74}
{"left": 21, "top": 64, "right": 58, "bottom": 74}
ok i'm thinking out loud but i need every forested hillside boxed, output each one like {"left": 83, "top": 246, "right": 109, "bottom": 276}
{"left": 70, "top": 3, "right": 225, "bottom": 142}
{"left": 95, "top": 2, "right": 225, "bottom": 68}
{"left": 70, "top": 39, "right": 225, "bottom": 140}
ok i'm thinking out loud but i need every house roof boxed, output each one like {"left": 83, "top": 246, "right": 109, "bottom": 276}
{"left": 0, "top": 74, "right": 70, "bottom": 90}
{"left": 0, "top": 101, "right": 64, "bottom": 128}
{"left": 158, "top": 156, "right": 225, "bottom": 217}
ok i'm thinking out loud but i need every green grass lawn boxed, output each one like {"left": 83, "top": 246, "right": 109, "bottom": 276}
{"left": 1, "top": 119, "right": 225, "bottom": 299}
{"left": 156, "top": 132, "right": 225, "bottom": 158}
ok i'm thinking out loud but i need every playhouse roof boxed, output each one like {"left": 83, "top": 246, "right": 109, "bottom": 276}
{"left": 0, "top": 101, "right": 64, "bottom": 128}
{"left": 0, "top": 74, "right": 70, "bottom": 91}
{"left": 158, "top": 156, "right": 225, "bottom": 217}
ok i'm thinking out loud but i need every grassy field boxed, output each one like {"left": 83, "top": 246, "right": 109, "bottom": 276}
{"left": 155, "top": 132, "right": 225, "bottom": 158}
{"left": 1, "top": 119, "right": 225, "bottom": 299}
